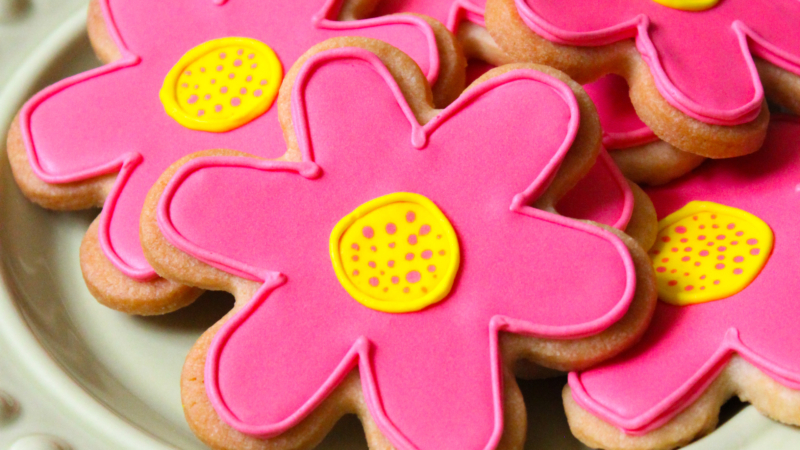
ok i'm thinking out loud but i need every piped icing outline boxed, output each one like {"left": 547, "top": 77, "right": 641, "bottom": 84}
{"left": 511, "top": 0, "right": 800, "bottom": 126}
{"left": 568, "top": 115, "right": 800, "bottom": 435}
{"left": 17, "top": 0, "right": 443, "bottom": 281}
{"left": 155, "top": 48, "right": 638, "bottom": 447}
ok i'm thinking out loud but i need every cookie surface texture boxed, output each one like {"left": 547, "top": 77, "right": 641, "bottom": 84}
{"left": 567, "top": 116, "right": 800, "bottom": 449}
{"left": 10, "top": 0, "right": 458, "bottom": 313}
{"left": 146, "top": 43, "right": 657, "bottom": 450}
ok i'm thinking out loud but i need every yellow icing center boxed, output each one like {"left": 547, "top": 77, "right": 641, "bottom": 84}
{"left": 160, "top": 37, "right": 282, "bottom": 132}
{"left": 652, "top": 0, "right": 719, "bottom": 11}
{"left": 650, "top": 201, "right": 773, "bottom": 306}
{"left": 330, "top": 193, "right": 460, "bottom": 313}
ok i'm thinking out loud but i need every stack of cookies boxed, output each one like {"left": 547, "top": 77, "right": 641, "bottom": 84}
{"left": 7, "top": 1, "right": 800, "bottom": 449}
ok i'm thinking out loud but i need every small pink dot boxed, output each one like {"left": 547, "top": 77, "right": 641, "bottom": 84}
{"left": 204, "top": 94, "right": 211, "bottom": 100}
{"left": 419, "top": 224, "right": 431, "bottom": 236}
{"left": 685, "top": 285, "right": 694, "bottom": 291}
{"left": 216, "top": 65, "right": 224, "bottom": 71}
{"left": 733, "top": 268, "right": 743, "bottom": 274}
{"left": 684, "top": 247, "right": 692, "bottom": 252}
{"left": 197, "top": 110, "right": 205, "bottom": 117}
{"left": 229, "top": 73, "right": 236, "bottom": 79}
{"left": 731, "top": 241, "right": 738, "bottom": 245}
{"left": 693, "top": 216, "right": 698, "bottom": 220}
{"left": 747, "top": 239, "right": 758, "bottom": 245}
{"left": 408, "top": 234, "right": 418, "bottom": 245}
{"left": 406, "top": 253, "right": 415, "bottom": 261}
{"left": 681, "top": 238, "right": 688, "bottom": 243}
{"left": 352, "top": 255, "right": 359, "bottom": 262}
{"left": 661, "top": 236, "right": 671, "bottom": 242}
{"left": 389, "top": 243, "right": 396, "bottom": 248}
{"left": 662, "top": 258, "right": 670, "bottom": 262}
{"left": 231, "top": 97, "right": 241, "bottom": 107}
{"left": 701, "top": 286, "right": 706, "bottom": 290}
{"left": 699, "top": 225, "right": 706, "bottom": 229}
{"left": 246, "top": 75, "right": 253, "bottom": 82}
{"left": 750, "top": 248, "right": 761, "bottom": 256}
{"left": 728, "top": 223, "right": 736, "bottom": 229}
{"left": 219, "top": 52, "right": 226, "bottom": 59}
{"left": 684, "top": 272, "right": 689, "bottom": 276}
{"left": 717, "top": 235, "right": 726, "bottom": 240}
{"left": 657, "top": 267, "right": 666, "bottom": 273}
{"left": 406, "top": 271, "right": 421, "bottom": 283}
{"left": 391, "top": 276, "right": 399, "bottom": 284}
{"left": 427, "top": 265, "right": 436, "bottom": 273}
{"left": 671, "top": 269, "right": 677, "bottom": 274}
{"left": 368, "top": 261, "right": 376, "bottom": 268}
{"left": 734, "top": 256, "right": 744, "bottom": 262}
{"left": 238, "top": 49, "right": 244, "bottom": 55}
{"left": 716, "top": 263, "right": 725, "bottom": 269}
{"left": 240, "top": 88, "right": 248, "bottom": 95}
{"left": 370, "top": 246, "right": 377, "bottom": 252}
{"left": 736, "top": 231, "right": 744, "bottom": 236}
{"left": 187, "top": 95, "right": 198, "bottom": 104}
{"left": 351, "top": 243, "right": 359, "bottom": 251}
{"left": 388, "top": 260, "right": 395, "bottom": 268}
{"left": 718, "top": 246, "right": 727, "bottom": 252}
{"left": 234, "top": 59, "right": 242, "bottom": 67}
{"left": 200, "top": 67, "right": 206, "bottom": 72}
{"left": 215, "top": 104, "right": 223, "bottom": 112}
{"left": 717, "top": 255, "right": 725, "bottom": 261}
{"left": 699, "top": 250, "right": 709, "bottom": 256}
{"left": 248, "top": 53, "right": 255, "bottom": 59}
{"left": 403, "top": 287, "right": 410, "bottom": 293}
{"left": 671, "top": 247, "right": 679, "bottom": 252}
{"left": 369, "top": 277, "right": 379, "bottom": 287}
{"left": 708, "top": 242, "right": 714, "bottom": 246}
{"left": 260, "top": 79, "right": 268, "bottom": 85}
{"left": 211, "top": 79, "right": 216, "bottom": 84}
{"left": 421, "top": 250, "right": 433, "bottom": 260}
{"left": 221, "top": 86, "right": 228, "bottom": 93}
{"left": 698, "top": 235, "right": 706, "bottom": 240}
{"left": 251, "top": 63, "right": 258, "bottom": 69}
{"left": 362, "top": 227, "right": 374, "bottom": 239}
{"left": 714, "top": 280, "right": 720, "bottom": 285}
{"left": 668, "top": 280, "right": 677, "bottom": 286}
{"left": 254, "top": 89, "right": 263, "bottom": 97}
{"left": 695, "top": 262, "right": 701, "bottom": 266}
{"left": 386, "top": 223, "right": 397, "bottom": 235}
{"left": 675, "top": 226, "right": 687, "bottom": 234}
{"left": 712, "top": 224, "right": 719, "bottom": 229}
{"left": 185, "top": 71, "right": 191, "bottom": 76}
{"left": 181, "top": 83, "right": 188, "bottom": 88}
{"left": 406, "top": 211, "right": 416, "bottom": 223}
{"left": 681, "top": 256, "right": 690, "bottom": 262}
{"left": 352, "top": 270, "right": 359, "bottom": 276}
{"left": 439, "top": 250, "right": 446, "bottom": 255}
{"left": 700, "top": 275, "right": 706, "bottom": 280}
{"left": 194, "top": 84, "right": 199, "bottom": 89}
{"left": 711, "top": 215, "right": 717, "bottom": 219}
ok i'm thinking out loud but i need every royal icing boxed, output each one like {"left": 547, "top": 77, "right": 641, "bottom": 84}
{"left": 513, "top": 0, "right": 800, "bottom": 125}
{"left": 19, "top": 0, "right": 442, "bottom": 281}
{"left": 369, "top": 0, "right": 635, "bottom": 229}
{"left": 157, "top": 48, "right": 637, "bottom": 449}
{"left": 569, "top": 116, "right": 800, "bottom": 435}
{"left": 583, "top": 75, "right": 659, "bottom": 150}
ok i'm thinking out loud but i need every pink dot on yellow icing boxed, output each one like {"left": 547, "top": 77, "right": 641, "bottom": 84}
{"left": 362, "top": 227, "right": 374, "bottom": 239}
{"left": 651, "top": 201, "right": 773, "bottom": 306}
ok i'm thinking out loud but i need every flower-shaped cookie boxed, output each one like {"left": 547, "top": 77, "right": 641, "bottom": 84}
{"left": 487, "top": 0, "right": 800, "bottom": 157}
{"left": 566, "top": 116, "right": 800, "bottom": 449}
{"left": 8, "top": 0, "right": 462, "bottom": 313}
{"left": 143, "top": 45, "right": 656, "bottom": 450}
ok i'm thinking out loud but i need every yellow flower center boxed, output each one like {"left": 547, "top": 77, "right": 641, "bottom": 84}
{"left": 652, "top": 0, "right": 719, "bottom": 11}
{"left": 160, "top": 37, "right": 282, "bottom": 132}
{"left": 330, "top": 193, "right": 460, "bottom": 313}
{"left": 650, "top": 201, "right": 773, "bottom": 306}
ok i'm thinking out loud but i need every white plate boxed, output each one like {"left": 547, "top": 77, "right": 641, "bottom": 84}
{"left": 0, "top": 7, "right": 798, "bottom": 450}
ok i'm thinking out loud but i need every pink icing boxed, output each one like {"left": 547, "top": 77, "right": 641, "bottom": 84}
{"left": 569, "top": 115, "right": 800, "bottom": 435}
{"left": 156, "top": 48, "right": 637, "bottom": 449}
{"left": 515, "top": 0, "right": 800, "bottom": 126}
{"left": 583, "top": 75, "right": 659, "bottom": 149}
{"left": 370, "top": 0, "right": 635, "bottom": 229}
{"left": 19, "top": 0, "right": 442, "bottom": 281}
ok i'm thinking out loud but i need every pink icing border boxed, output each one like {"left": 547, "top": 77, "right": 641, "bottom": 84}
{"left": 569, "top": 326, "right": 800, "bottom": 435}
{"left": 447, "top": 0, "right": 487, "bottom": 29}
{"left": 594, "top": 149, "right": 633, "bottom": 230}
{"left": 513, "top": 1, "right": 769, "bottom": 126}
{"left": 18, "top": 0, "right": 442, "bottom": 281}
{"left": 156, "top": 48, "right": 639, "bottom": 440}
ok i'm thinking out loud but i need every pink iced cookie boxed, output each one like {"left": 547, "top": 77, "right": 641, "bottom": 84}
{"left": 143, "top": 44, "right": 656, "bottom": 450}
{"left": 566, "top": 116, "right": 800, "bottom": 449}
{"left": 8, "top": 0, "right": 464, "bottom": 314}
{"left": 367, "top": 0, "right": 661, "bottom": 246}
{"left": 486, "top": 0, "right": 800, "bottom": 158}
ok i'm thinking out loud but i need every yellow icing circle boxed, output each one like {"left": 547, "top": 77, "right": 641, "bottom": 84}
{"left": 330, "top": 193, "right": 460, "bottom": 313}
{"left": 160, "top": 37, "right": 282, "bottom": 132}
{"left": 652, "top": 0, "right": 719, "bottom": 11}
{"left": 650, "top": 201, "right": 773, "bottom": 306}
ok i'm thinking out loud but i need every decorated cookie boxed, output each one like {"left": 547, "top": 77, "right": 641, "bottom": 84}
{"left": 6, "top": 0, "right": 466, "bottom": 314}
{"left": 584, "top": 75, "right": 705, "bottom": 186}
{"left": 140, "top": 40, "right": 657, "bottom": 450}
{"left": 564, "top": 116, "right": 800, "bottom": 450}
{"left": 365, "top": 0, "right": 659, "bottom": 248}
{"left": 486, "top": 0, "right": 800, "bottom": 159}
